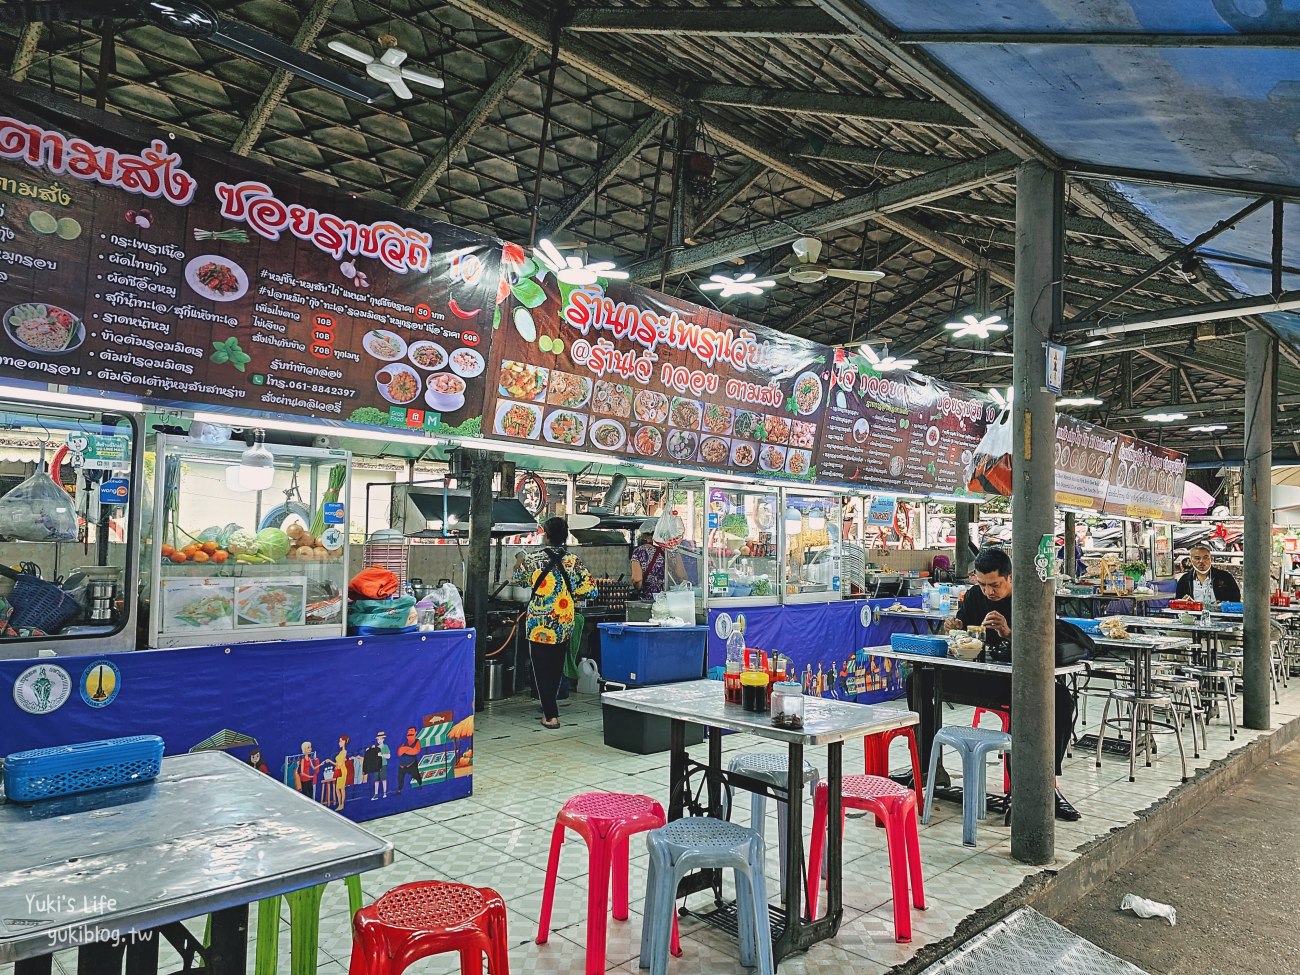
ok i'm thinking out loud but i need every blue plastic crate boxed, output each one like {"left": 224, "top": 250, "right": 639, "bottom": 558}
{"left": 1059, "top": 617, "right": 1102, "bottom": 635}
{"left": 4, "top": 735, "right": 164, "bottom": 802}
{"left": 598, "top": 623, "right": 707, "bottom": 686}
{"left": 889, "top": 633, "right": 950, "bottom": 657}
{"left": 1220, "top": 601, "right": 1244, "bottom": 614}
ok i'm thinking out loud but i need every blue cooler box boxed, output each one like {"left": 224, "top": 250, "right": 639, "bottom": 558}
{"left": 599, "top": 623, "right": 707, "bottom": 754}
{"left": 598, "top": 623, "right": 708, "bottom": 686}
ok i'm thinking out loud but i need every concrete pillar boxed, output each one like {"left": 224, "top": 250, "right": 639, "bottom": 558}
{"left": 955, "top": 502, "right": 973, "bottom": 578}
{"left": 1243, "top": 329, "right": 1274, "bottom": 729}
{"left": 1010, "top": 161, "right": 1063, "bottom": 865}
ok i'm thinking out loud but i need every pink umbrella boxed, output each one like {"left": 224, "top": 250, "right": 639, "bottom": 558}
{"left": 1182, "top": 481, "right": 1216, "bottom": 517}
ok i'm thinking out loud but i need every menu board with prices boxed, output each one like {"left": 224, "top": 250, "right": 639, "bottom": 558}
{"left": 1054, "top": 415, "right": 1120, "bottom": 511}
{"left": 0, "top": 88, "right": 501, "bottom": 436}
{"left": 1101, "top": 434, "right": 1187, "bottom": 521}
{"left": 483, "top": 267, "right": 830, "bottom": 481}
{"left": 816, "top": 347, "right": 995, "bottom": 496}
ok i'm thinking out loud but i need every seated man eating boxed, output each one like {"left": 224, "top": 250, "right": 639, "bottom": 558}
{"left": 928, "top": 547, "right": 1081, "bottom": 821}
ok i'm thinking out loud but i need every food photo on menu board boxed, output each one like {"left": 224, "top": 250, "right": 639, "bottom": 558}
{"left": 483, "top": 258, "right": 829, "bottom": 481}
{"left": 815, "top": 346, "right": 993, "bottom": 496}
{"left": 0, "top": 87, "right": 501, "bottom": 435}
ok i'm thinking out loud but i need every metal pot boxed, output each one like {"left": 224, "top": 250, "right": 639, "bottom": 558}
{"left": 484, "top": 658, "right": 514, "bottom": 701}
{"left": 507, "top": 585, "right": 532, "bottom": 603}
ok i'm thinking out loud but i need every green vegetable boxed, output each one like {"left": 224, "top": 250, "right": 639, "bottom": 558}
{"left": 227, "top": 528, "right": 258, "bottom": 555}
{"left": 309, "top": 463, "right": 347, "bottom": 538}
{"left": 211, "top": 336, "right": 251, "bottom": 373}
{"left": 719, "top": 513, "right": 749, "bottom": 537}
{"left": 254, "top": 527, "right": 291, "bottom": 563}
{"left": 348, "top": 406, "right": 390, "bottom": 426}
{"left": 437, "top": 415, "right": 482, "bottom": 437}
{"left": 751, "top": 578, "right": 772, "bottom": 597}
{"left": 512, "top": 279, "right": 547, "bottom": 308}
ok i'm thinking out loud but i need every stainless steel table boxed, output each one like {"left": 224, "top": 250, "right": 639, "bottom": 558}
{"left": 1056, "top": 590, "right": 1167, "bottom": 617}
{"left": 877, "top": 607, "right": 950, "bottom": 634}
{"left": 1112, "top": 614, "right": 1240, "bottom": 669}
{"left": 602, "top": 680, "right": 918, "bottom": 963}
{"left": 0, "top": 751, "right": 393, "bottom": 974}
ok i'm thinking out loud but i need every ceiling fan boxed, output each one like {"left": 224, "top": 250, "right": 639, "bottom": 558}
{"left": 0, "top": 0, "right": 388, "bottom": 104}
{"left": 327, "top": 37, "right": 444, "bottom": 100}
{"left": 774, "top": 237, "right": 886, "bottom": 286}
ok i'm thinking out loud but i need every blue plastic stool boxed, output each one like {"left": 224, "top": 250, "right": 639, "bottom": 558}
{"left": 723, "top": 752, "right": 818, "bottom": 896}
{"left": 640, "top": 818, "right": 773, "bottom": 975}
{"left": 921, "top": 726, "right": 1012, "bottom": 847}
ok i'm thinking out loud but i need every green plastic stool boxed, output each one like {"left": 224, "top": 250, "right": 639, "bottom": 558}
{"left": 202, "top": 874, "right": 363, "bottom": 973}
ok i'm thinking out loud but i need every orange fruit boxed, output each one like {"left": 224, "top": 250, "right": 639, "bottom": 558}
{"left": 160, "top": 544, "right": 175, "bottom": 557}
{"left": 201, "top": 541, "right": 218, "bottom": 555}
{"left": 169, "top": 551, "right": 188, "bottom": 564}
{"left": 212, "top": 550, "right": 229, "bottom": 563}
{"left": 191, "top": 551, "right": 210, "bottom": 563}
{"left": 181, "top": 543, "right": 199, "bottom": 557}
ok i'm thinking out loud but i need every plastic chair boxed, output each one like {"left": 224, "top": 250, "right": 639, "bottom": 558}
{"left": 722, "top": 753, "right": 818, "bottom": 896}
{"left": 806, "top": 775, "right": 924, "bottom": 942}
{"left": 537, "top": 792, "right": 679, "bottom": 975}
{"left": 640, "top": 818, "right": 772, "bottom": 975}
{"left": 349, "top": 881, "right": 508, "bottom": 975}
{"left": 921, "top": 726, "right": 1012, "bottom": 847}
{"left": 862, "top": 726, "right": 923, "bottom": 805}
{"left": 971, "top": 707, "right": 1011, "bottom": 793}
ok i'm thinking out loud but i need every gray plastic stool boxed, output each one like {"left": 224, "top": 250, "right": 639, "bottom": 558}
{"left": 921, "top": 725, "right": 1012, "bottom": 847}
{"left": 640, "top": 818, "right": 773, "bottom": 975}
{"left": 724, "top": 752, "right": 818, "bottom": 895}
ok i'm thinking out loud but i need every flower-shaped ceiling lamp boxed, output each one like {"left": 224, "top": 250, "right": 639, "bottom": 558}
{"left": 988, "top": 386, "right": 1014, "bottom": 409}
{"left": 535, "top": 238, "right": 629, "bottom": 286}
{"left": 944, "top": 313, "right": 1007, "bottom": 340}
{"left": 861, "top": 343, "right": 917, "bottom": 373}
{"left": 699, "top": 273, "right": 776, "bottom": 298}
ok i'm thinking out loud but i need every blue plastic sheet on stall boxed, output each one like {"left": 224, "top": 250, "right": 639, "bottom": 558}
{"left": 0, "top": 630, "right": 475, "bottom": 822}
{"left": 705, "top": 597, "right": 923, "bottom": 704}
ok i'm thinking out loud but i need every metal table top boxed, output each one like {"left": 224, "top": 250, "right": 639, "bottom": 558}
{"left": 0, "top": 751, "right": 393, "bottom": 963}
{"left": 1091, "top": 634, "right": 1192, "bottom": 652}
{"left": 1111, "top": 615, "right": 1241, "bottom": 636}
{"left": 1057, "top": 591, "right": 1166, "bottom": 602}
{"left": 602, "top": 679, "right": 917, "bottom": 746}
{"left": 877, "top": 607, "right": 950, "bottom": 619}
{"left": 864, "top": 646, "right": 1085, "bottom": 676}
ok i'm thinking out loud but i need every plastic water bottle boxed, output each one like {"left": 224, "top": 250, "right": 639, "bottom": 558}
{"left": 922, "top": 580, "right": 936, "bottom": 610}
{"left": 726, "top": 626, "right": 745, "bottom": 674}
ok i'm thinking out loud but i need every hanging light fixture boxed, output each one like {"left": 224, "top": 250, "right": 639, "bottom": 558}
{"left": 860, "top": 343, "right": 917, "bottom": 373}
{"left": 1143, "top": 412, "right": 1188, "bottom": 423}
{"left": 988, "top": 387, "right": 1014, "bottom": 409}
{"left": 1056, "top": 396, "right": 1103, "bottom": 407}
{"left": 807, "top": 504, "right": 827, "bottom": 531}
{"left": 945, "top": 268, "right": 1007, "bottom": 340}
{"left": 227, "top": 428, "right": 275, "bottom": 492}
{"left": 698, "top": 272, "right": 776, "bottom": 298}
{"left": 536, "top": 238, "right": 629, "bottom": 286}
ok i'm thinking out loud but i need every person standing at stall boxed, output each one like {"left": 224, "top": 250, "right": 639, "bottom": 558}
{"left": 928, "top": 547, "right": 1081, "bottom": 821}
{"left": 630, "top": 520, "right": 684, "bottom": 597}
{"left": 1175, "top": 543, "right": 1241, "bottom": 603}
{"left": 527, "top": 517, "right": 598, "bottom": 729}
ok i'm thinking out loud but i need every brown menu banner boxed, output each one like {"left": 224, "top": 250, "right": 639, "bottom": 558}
{"left": 1101, "top": 433, "right": 1188, "bottom": 521}
{"left": 0, "top": 86, "right": 501, "bottom": 436}
{"left": 1054, "top": 415, "right": 1120, "bottom": 511}
{"left": 483, "top": 270, "right": 829, "bottom": 480}
{"left": 816, "top": 347, "right": 996, "bottom": 496}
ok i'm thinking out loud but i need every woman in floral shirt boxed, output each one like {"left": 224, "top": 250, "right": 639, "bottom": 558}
{"left": 527, "top": 517, "right": 598, "bottom": 728}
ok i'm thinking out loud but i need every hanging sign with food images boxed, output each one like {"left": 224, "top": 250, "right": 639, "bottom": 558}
{"left": 1101, "top": 434, "right": 1187, "bottom": 521}
{"left": 816, "top": 347, "right": 996, "bottom": 495}
{"left": 1053, "top": 414, "right": 1120, "bottom": 511}
{"left": 0, "top": 87, "right": 500, "bottom": 436}
{"left": 484, "top": 265, "right": 830, "bottom": 481}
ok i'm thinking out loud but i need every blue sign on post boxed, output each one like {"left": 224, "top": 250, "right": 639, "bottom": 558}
{"left": 99, "top": 477, "right": 130, "bottom": 505}
{"left": 323, "top": 502, "right": 345, "bottom": 525}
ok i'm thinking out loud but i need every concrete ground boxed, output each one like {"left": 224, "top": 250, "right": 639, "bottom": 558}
{"left": 1056, "top": 740, "right": 1300, "bottom": 975}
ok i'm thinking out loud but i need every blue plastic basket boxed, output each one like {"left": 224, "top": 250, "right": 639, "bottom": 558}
{"left": 4, "top": 735, "right": 164, "bottom": 802}
{"left": 1220, "top": 601, "right": 1244, "bottom": 614}
{"left": 1060, "top": 617, "right": 1102, "bottom": 635}
{"left": 889, "top": 633, "right": 950, "bottom": 657}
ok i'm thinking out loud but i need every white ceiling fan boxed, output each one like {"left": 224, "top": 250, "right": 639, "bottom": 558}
{"left": 327, "top": 38, "right": 444, "bottom": 99}
{"left": 774, "top": 237, "right": 886, "bottom": 286}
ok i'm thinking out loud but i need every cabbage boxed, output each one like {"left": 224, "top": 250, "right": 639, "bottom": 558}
{"left": 227, "top": 529, "right": 257, "bottom": 555}
{"left": 254, "top": 527, "right": 291, "bottom": 563}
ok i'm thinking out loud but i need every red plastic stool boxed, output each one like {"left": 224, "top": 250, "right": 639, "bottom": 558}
{"left": 349, "top": 881, "right": 508, "bottom": 975}
{"left": 537, "top": 792, "right": 680, "bottom": 975}
{"left": 807, "top": 775, "right": 925, "bottom": 943}
{"left": 863, "top": 726, "right": 923, "bottom": 805}
{"left": 972, "top": 707, "right": 1011, "bottom": 793}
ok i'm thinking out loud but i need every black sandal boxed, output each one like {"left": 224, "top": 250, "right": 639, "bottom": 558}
{"left": 541, "top": 717, "right": 560, "bottom": 729}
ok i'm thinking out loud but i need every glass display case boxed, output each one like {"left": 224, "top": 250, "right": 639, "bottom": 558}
{"left": 0, "top": 401, "right": 141, "bottom": 659}
{"left": 782, "top": 492, "right": 844, "bottom": 602}
{"left": 146, "top": 434, "right": 351, "bottom": 648}
{"left": 704, "top": 482, "right": 780, "bottom": 605}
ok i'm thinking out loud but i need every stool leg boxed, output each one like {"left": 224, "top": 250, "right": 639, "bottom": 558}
{"left": 284, "top": 884, "right": 325, "bottom": 975}
{"left": 639, "top": 840, "right": 667, "bottom": 971}
{"left": 750, "top": 791, "right": 767, "bottom": 846}
{"left": 254, "top": 895, "right": 281, "bottom": 975}
{"left": 905, "top": 731, "right": 924, "bottom": 807}
{"left": 536, "top": 821, "right": 566, "bottom": 944}
{"left": 1170, "top": 707, "right": 1189, "bottom": 783}
{"left": 902, "top": 799, "right": 925, "bottom": 910}
{"left": 459, "top": 947, "right": 482, "bottom": 975}
{"left": 771, "top": 794, "right": 791, "bottom": 897}
{"left": 921, "top": 742, "right": 943, "bottom": 825}
{"left": 959, "top": 747, "right": 980, "bottom": 847}
{"left": 1095, "top": 694, "right": 1114, "bottom": 768}
{"left": 1224, "top": 677, "right": 1237, "bottom": 740}
{"left": 612, "top": 832, "right": 631, "bottom": 921}
{"left": 1127, "top": 701, "right": 1139, "bottom": 782}
{"left": 734, "top": 864, "right": 756, "bottom": 970}
{"left": 345, "top": 875, "right": 364, "bottom": 920}
{"left": 882, "top": 803, "right": 912, "bottom": 942}
{"left": 806, "top": 784, "right": 828, "bottom": 920}
{"left": 489, "top": 901, "right": 513, "bottom": 975}
{"left": 586, "top": 835, "right": 613, "bottom": 975}
{"left": 746, "top": 847, "right": 775, "bottom": 975}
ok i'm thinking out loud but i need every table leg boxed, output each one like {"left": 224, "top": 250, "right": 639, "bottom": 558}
{"left": 668, "top": 718, "right": 687, "bottom": 822}
{"left": 15, "top": 956, "right": 53, "bottom": 975}
{"left": 707, "top": 727, "right": 722, "bottom": 820}
{"left": 77, "top": 942, "right": 124, "bottom": 974}
{"left": 124, "top": 930, "right": 159, "bottom": 975}
{"left": 824, "top": 741, "right": 843, "bottom": 937}
{"left": 916, "top": 663, "right": 940, "bottom": 772}
{"left": 206, "top": 905, "right": 249, "bottom": 975}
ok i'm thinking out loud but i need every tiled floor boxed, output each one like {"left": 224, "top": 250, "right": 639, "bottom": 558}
{"left": 11, "top": 674, "right": 1300, "bottom": 974}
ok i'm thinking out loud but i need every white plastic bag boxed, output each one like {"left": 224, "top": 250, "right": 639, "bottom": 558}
{"left": 653, "top": 509, "right": 685, "bottom": 550}
{"left": 0, "top": 471, "right": 77, "bottom": 541}
{"left": 1120, "top": 894, "right": 1176, "bottom": 926}
{"left": 423, "top": 582, "right": 466, "bottom": 630}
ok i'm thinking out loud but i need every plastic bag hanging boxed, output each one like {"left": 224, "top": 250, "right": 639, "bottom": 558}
{"left": 966, "top": 407, "right": 1013, "bottom": 497}
{"left": 653, "top": 509, "right": 686, "bottom": 550}
{"left": 0, "top": 470, "right": 77, "bottom": 541}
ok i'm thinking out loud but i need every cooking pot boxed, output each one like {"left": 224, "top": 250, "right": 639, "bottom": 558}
{"left": 506, "top": 585, "right": 533, "bottom": 603}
